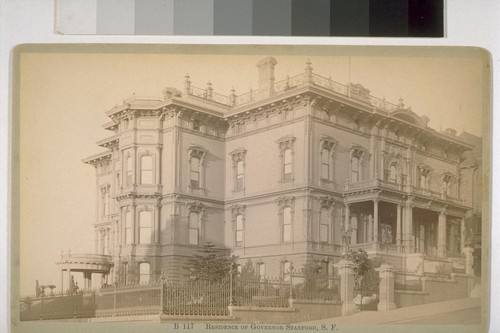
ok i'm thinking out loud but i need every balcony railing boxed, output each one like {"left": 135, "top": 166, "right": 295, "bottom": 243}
{"left": 344, "top": 180, "right": 465, "bottom": 205}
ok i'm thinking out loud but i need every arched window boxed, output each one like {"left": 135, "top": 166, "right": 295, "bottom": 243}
{"left": 236, "top": 160, "right": 244, "bottom": 190}
{"left": 283, "top": 207, "right": 292, "bottom": 242}
{"left": 235, "top": 214, "right": 244, "bottom": 247}
{"left": 190, "top": 157, "right": 200, "bottom": 188}
{"left": 283, "top": 149, "right": 293, "bottom": 180}
{"left": 139, "top": 262, "right": 150, "bottom": 285}
{"left": 140, "top": 155, "right": 153, "bottom": 184}
{"left": 351, "top": 156, "right": 359, "bottom": 182}
{"left": 189, "top": 212, "right": 199, "bottom": 245}
{"left": 126, "top": 156, "right": 133, "bottom": 186}
{"left": 125, "top": 210, "right": 133, "bottom": 244}
{"left": 389, "top": 164, "right": 398, "bottom": 183}
{"left": 138, "top": 211, "right": 152, "bottom": 244}
{"left": 320, "top": 208, "right": 330, "bottom": 243}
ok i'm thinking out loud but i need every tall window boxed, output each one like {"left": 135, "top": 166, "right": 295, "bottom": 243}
{"left": 140, "top": 155, "right": 153, "bottom": 184}
{"left": 389, "top": 164, "right": 398, "bottom": 183}
{"left": 139, "top": 262, "right": 150, "bottom": 285}
{"left": 282, "top": 261, "right": 291, "bottom": 282}
{"left": 190, "top": 157, "right": 200, "bottom": 188}
{"left": 236, "top": 160, "right": 244, "bottom": 190}
{"left": 320, "top": 208, "right": 330, "bottom": 243}
{"left": 236, "top": 214, "right": 244, "bottom": 247}
{"left": 420, "top": 174, "right": 427, "bottom": 188}
{"left": 351, "top": 156, "right": 359, "bottom": 182}
{"left": 419, "top": 167, "right": 431, "bottom": 190}
{"left": 125, "top": 211, "right": 133, "bottom": 244}
{"left": 283, "top": 207, "right": 292, "bottom": 242}
{"left": 122, "top": 262, "right": 128, "bottom": 285}
{"left": 321, "top": 148, "right": 330, "bottom": 180}
{"left": 278, "top": 136, "right": 295, "bottom": 181}
{"left": 139, "top": 211, "right": 152, "bottom": 244}
{"left": 188, "top": 147, "right": 207, "bottom": 192}
{"left": 284, "top": 149, "right": 293, "bottom": 180}
{"left": 126, "top": 156, "right": 133, "bottom": 185}
{"left": 231, "top": 149, "right": 247, "bottom": 191}
{"left": 189, "top": 212, "right": 199, "bottom": 245}
{"left": 258, "top": 263, "right": 266, "bottom": 281}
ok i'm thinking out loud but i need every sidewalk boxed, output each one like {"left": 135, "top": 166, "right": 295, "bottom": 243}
{"left": 305, "top": 297, "right": 482, "bottom": 325}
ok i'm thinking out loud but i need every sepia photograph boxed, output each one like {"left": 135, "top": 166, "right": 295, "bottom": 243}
{"left": 12, "top": 45, "right": 489, "bottom": 333}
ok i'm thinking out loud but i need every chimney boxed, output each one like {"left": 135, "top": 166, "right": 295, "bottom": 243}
{"left": 257, "top": 57, "right": 278, "bottom": 99}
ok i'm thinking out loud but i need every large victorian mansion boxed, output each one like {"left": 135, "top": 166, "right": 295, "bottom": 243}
{"left": 56, "top": 57, "right": 481, "bottom": 288}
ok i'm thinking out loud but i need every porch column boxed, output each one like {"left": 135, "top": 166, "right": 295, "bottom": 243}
{"left": 403, "top": 200, "right": 414, "bottom": 253}
{"left": 367, "top": 215, "right": 373, "bottom": 243}
{"left": 373, "top": 200, "right": 379, "bottom": 244}
{"left": 460, "top": 217, "right": 466, "bottom": 254}
{"left": 396, "top": 204, "right": 402, "bottom": 252}
{"left": 60, "top": 269, "right": 64, "bottom": 293}
{"left": 437, "top": 211, "right": 447, "bottom": 258}
{"left": 344, "top": 203, "right": 350, "bottom": 231}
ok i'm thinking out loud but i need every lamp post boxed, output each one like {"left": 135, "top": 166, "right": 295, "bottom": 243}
{"left": 384, "top": 228, "right": 393, "bottom": 264}
{"left": 342, "top": 226, "right": 353, "bottom": 261}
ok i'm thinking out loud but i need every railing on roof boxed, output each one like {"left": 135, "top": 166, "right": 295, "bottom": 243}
{"left": 123, "top": 94, "right": 164, "bottom": 104}
{"left": 184, "top": 69, "right": 403, "bottom": 113}
{"left": 187, "top": 85, "right": 231, "bottom": 106}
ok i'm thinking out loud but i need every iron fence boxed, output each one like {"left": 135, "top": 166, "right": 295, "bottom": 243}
{"left": 163, "top": 277, "right": 230, "bottom": 316}
{"left": 21, "top": 272, "right": 341, "bottom": 320}
{"left": 290, "top": 274, "right": 340, "bottom": 302}
{"left": 233, "top": 277, "right": 289, "bottom": 308}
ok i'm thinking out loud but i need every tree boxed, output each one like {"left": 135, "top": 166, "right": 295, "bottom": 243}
{"left": 347, "top": 249, "right": 381, "bottom": 291}
{"left": 184, "top": 242, "right": 238, "bottom": 281}
{"left": 239, "top": 259, "right": 258, "bottom": 281}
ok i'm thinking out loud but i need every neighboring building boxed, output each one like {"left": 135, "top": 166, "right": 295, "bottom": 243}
{"left": 57, "top": 57, "right": 480, "bottom": 287}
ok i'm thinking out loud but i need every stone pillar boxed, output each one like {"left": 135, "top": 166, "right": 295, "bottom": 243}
{"left": 396, "top": 204, "right": 402, "bottom": 252}
{"left": 61, "top": 270, "right": 64, "bottom": 293}
{"left": 376, "top": 264, "right": 397, "bottom": 311}
{"left": 464, "top": 246, "right": 474, "bottom": 276}
{"left": 334, "top": 260, "right": 357, "bottom": 316}
{"left": 437, "top": 211, "right": 447, "bottom": 258}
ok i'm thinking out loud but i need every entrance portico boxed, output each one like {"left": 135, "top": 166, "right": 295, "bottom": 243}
{"left": 343, "top": 188, "right": 468, "bottom": 270}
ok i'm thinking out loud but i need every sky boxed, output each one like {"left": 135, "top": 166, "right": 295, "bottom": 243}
{"left": 18, "top": 47, "right": 486, "bottom": 295}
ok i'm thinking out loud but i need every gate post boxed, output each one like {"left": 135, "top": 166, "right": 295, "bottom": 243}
{"left": 334, "top": 260, "right": 357, "bottom": 316}
{"left": 376, "top": 264, "right": 396, "bottom": 311}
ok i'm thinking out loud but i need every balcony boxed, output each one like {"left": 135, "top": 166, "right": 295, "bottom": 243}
{"left": 344, "top": 179, "right": 465, "bottom": 205}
